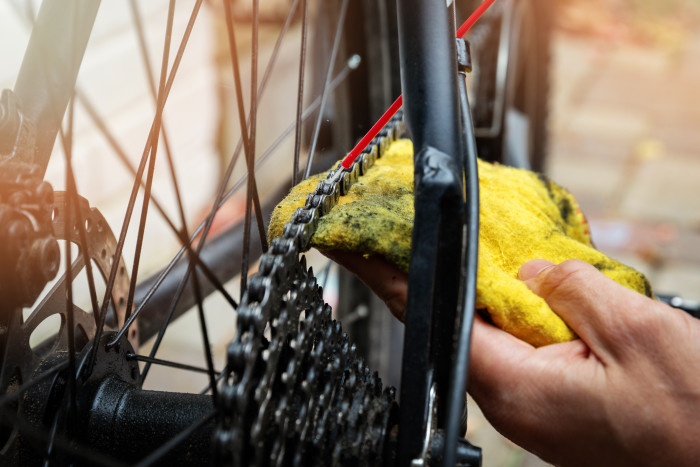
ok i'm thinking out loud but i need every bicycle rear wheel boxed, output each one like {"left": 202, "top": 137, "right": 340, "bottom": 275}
{"left": 0, "top": 1, "right": 400, "bottom": 464}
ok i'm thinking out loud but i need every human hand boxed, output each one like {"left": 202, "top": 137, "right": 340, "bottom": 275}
{"left": 469, "top": 259, "right": 700, "bottom": 466}
{"left": 320, "top": 250, "right": 408, "bottom": 322}
{"left": 327, "top": 249, "right": 700, "bottom": 465}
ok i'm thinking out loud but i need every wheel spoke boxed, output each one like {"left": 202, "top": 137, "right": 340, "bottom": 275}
{"left": 127, "top": 353, "right": 220, "bottom": 375}
{"left": 111, "top": 58, "right": 358, "bottom": 350}
{"left": 75, "top": 92, "right": 238, "bottom": 311}
{"left": 89, "top": 0, "right": 205, "bottom": 375}
{"left": 199, "top": 369, "right": 227, "bottom": 395}
{"left": 59, "top": 97, "right": 78, "bottom": 427}
{"left": 3, "top": 0, "right": 378, "bottom": 464}
{"left": 128, "top": 2, "right": 219, "bottom": 397}
{"left": 123, "top": 0, "right": 176, "bottom": 324}
{"left": 222, "top": 0, "right": 266, "bottom": 297}
{"left": 44, "top": 406, "right": 61, "bottom": 463}
{"left": 292, "top": 0, "right": 309, "bottom": 187}
{"left": 243, "top": 0, "right": 266, "bottom": 267}
{"left": 191, "top": 277, "right": 219, "bottom": 399}
{"left": 303, "top": 0, "right": 349, "bottom": 180}
{"left": 129, "top": 3, "right": 215, "bottom": 350}
{"left": 128, "top": 0, "right": 196, "bottom": 261}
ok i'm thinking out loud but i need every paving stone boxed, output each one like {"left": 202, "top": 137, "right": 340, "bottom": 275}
{"left": 583, "top": 58, "right": 673, "bottom": 113}
{"left": 657, "top": 224, "right": 700, "bottom": 265}
{"left": 620, "top": 156, "right": 700, "bottom": 226}
{"left": 547, "top": 156, "right": 627, "bottom": 215}
{"left": 653, "top": 262, "right": 700, "bottom": 301}
{"left": 675, "top": 34, "right": 700, "bottom": 79}
{"left": 550, "top": 34, "right": 607, "bottom": 118}
{"left": 549, "top": 127, "right": 635, "bottom": 164}
{"left": 606, "top": 42, "right": 672, "bottom": 75}
{"left": 653, "top": 118, "right": 700, "bottom": 155}
{"left": 467, "top": 398, "right": 552, "bottom": 467}
{"left": 559, "top": 103, "right": 653, "bottom": 145}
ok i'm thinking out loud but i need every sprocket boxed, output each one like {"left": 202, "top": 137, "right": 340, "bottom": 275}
{"left": 214, "top": 113, "right": 406, "bottom": 467}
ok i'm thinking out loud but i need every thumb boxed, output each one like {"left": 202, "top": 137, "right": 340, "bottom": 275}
{"left": 518, "top": 258, "right": 648, "bottom": 360}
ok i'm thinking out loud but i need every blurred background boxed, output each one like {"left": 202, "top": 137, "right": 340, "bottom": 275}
{"left": 1, "top": 0, "right": 699, "bottom": 465}
{"left": 472, "top": 0, "right": 700, "bottom": 465}
{"left": 548, "top": 0, "right": 700, "bottom": 306}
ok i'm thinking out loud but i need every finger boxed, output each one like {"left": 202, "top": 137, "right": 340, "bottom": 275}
{"left": 519, "top": 258, "right": 649, "bottom": 360}
{"left": 517, "top": 258, "right": 556, "bottom": 282}
{"left": 321, "top": 250, "right": 408, "bottom": 321}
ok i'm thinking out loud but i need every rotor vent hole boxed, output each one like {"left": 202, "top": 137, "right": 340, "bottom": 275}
{"left": 69, "top": 260, "right": 108, "bottom": 313}
{"left": 29, "top": 314, "right": 63, "bottom": 357}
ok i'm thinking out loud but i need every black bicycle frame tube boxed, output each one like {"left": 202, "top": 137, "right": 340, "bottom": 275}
{"left": 13, "top": 0, "right": 101, "bottom": 175}
{"left": 395, "top": 0, "right": 465, "bottom": 465}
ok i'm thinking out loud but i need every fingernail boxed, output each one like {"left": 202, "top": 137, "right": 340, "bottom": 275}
{"left": 518, "top": 259, "right": 556, "bottom": 282}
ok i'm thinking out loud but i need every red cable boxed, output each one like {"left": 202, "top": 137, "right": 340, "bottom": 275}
{"left": 457, "top": 0, "right": 496, "bottom": 38}
{"left": 340, "top": 95, "right": 403, "bottom": 169}
{"left": 340, "top": 0, "right": 496, "bottom": 170}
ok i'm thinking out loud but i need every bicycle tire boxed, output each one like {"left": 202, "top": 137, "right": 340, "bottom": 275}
{"left": 469, "top": 0, "right": 553, "bottom": 172}
{"left": 0, "top": 1, "right": 400, "bottom": 465}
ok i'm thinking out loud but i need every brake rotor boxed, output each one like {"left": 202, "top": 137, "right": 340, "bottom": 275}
{"left": 0, "top": 187, "right": 137, "bottom": 460}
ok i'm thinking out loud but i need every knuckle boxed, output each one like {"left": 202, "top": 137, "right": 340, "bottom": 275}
{"left": 536, "top": 259, "right": 591, "bottom": 299}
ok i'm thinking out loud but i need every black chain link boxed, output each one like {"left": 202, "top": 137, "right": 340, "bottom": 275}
{"left": 215, "top": 112, "right": 406, "bottom": 466}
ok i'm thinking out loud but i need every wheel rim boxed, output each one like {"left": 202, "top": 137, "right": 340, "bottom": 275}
{"left": 0, "top": 1, "right": 391, "bottom": 464}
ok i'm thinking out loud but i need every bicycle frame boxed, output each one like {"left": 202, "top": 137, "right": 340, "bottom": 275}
{"left": 396, "top": 1, "right": 480, "bottom": 466}
{"left": 11, "top": 0, "right": 100, "bottom": 176}
{"left": 1, "top": 0, "right": 483, "bottom": 465}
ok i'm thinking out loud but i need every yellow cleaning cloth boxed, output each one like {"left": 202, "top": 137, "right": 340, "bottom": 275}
{"left": 268, "top": 139, "right": 652, "bottom": 347}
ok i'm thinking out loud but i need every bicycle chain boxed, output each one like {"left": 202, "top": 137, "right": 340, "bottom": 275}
{"left": 215, "top": 112, "right": 406, "bottom": 466}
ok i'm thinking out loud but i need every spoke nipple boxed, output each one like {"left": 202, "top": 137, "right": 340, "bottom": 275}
{"left": 348, "top": 54, "right": 361, "bottom": 70}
